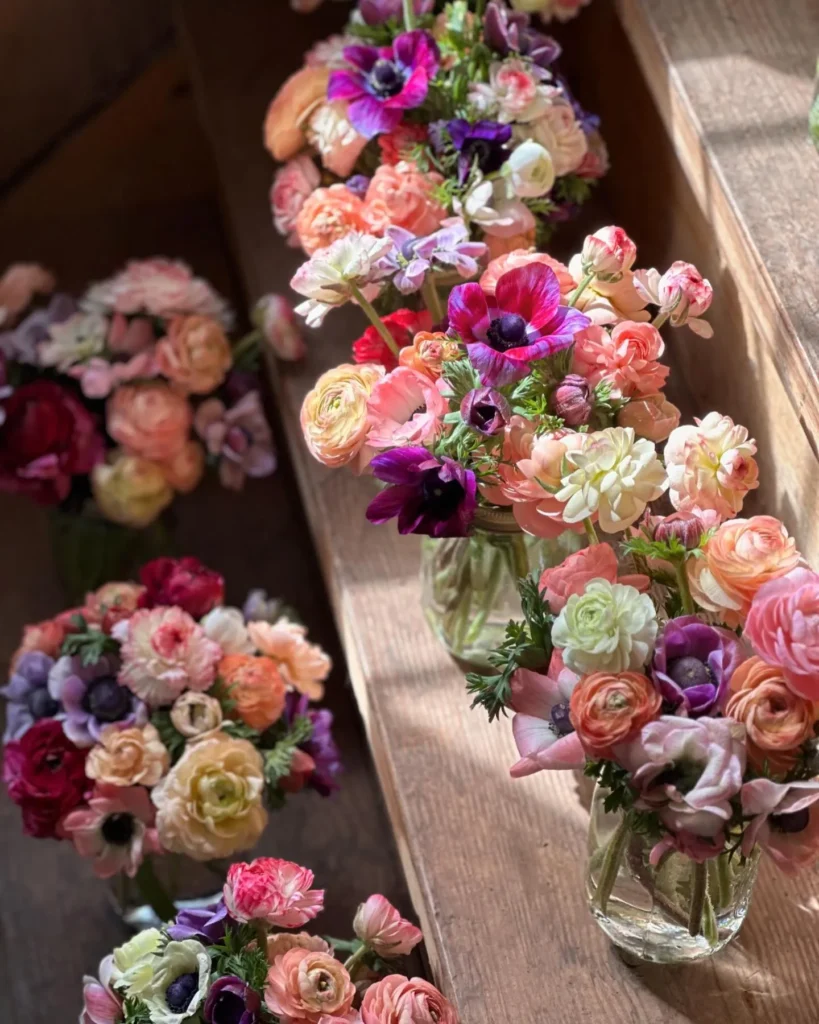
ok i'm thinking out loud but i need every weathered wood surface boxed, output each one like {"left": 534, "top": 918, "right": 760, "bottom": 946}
{"left": 178, "top": 2, "right": 819, "bottom": 1020}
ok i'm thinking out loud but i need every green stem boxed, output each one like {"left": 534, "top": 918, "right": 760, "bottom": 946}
{"left": 136, "top": 857, "right": 177, "bottom": 925}
{"left": 688, "top": 861, "right": 708, "bottom": 937}
{"left": 255, "top": 921, "right": 268, "bottom": 956}
{"left": 350, "top": 285, "right": 399, "bottom": 356}
{"left": 717, "top": 854, "right": 732, "bottom": 911}
{"left": 422, "top": 276, "right": 445, "bottom": 323}
{"left": 675, "top": 558, "right": 695, "bottom": 614}
{"left": 231, "top": 327, "right": 261, "bottom": 362}
{"left": 567, "top": 270, "right": 594, "bottom": 308}
{"left": 402, "top": 0, "right": 416, "bottom": 30}
{"left": 509, "top": 533, "right": 530, "bottom": 580}
{"left": 343, "top": 943, "right": 370, "bottom": 980}
{"left": 651, "top": 311, "right": 670, "bottom": 330}
{"left": 583, "top": 517, "right": 599, "bottom": 546}
{"left": 595, "top": 815, "right": 630, "bottom": 914}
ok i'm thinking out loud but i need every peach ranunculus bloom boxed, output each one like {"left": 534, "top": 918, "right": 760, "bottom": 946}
{"left": 305, "top": 101, "right": 368, "bottom": 178}
{"left": 155, "top": 439, "right": 206, "bottom": 494}
{"left": 85, "top": 722, "right": 170, "bottom": 788}
{"left": 363, "top": 161, "right": 447, "bottom": 237}
{"left": 572, "top": 321, "right": 669, "bottom": 398}
{"left": 483, "top": 228, "right": 537, "bottom": 260}
{"left": 152, "top": 732, "right": 267, "bottom": 860}
{"left": 479, "top": 248, "right": 574, "bottom": 297}
{"left": 539, "top": 544, "right": 649, "bottom": 614}
{"left": 115, "top": 606, "right": 222, "bottom": 706}
{"left": 219, "top": 653, "right": 287, "bottom": 730}
{"left": 617, "top": 392, "right": 680, "bottom": 443}
{"left": 155, "top": 315, "right": 232, "bottom": 394}
{"left": 264, "top": 65, "right": 330, "bottom": 161}
{"left": 666, "top": 412, "right": 759, "bottom": 522}
{"left": 360, "top": 975, "right": 458, "bottom": 1024}
{"left": 0, "top": 263, "right": 55, "bottom": 324}
{"left": 224, "top": 857, "right": 324, "bottom": 927}
{"left": 92, "top": 451, "right": 174, "bottom": 529}
{"left": 271, "top": 155, "right": 322, "bottom": 247}
{"left": 248, "top": 619, "right": 332, "bottom": 701}
{"left": 366, "top": 367, "right": 447, "bottom": 449}
{"left": 569, "top": 671, "right": 662, "bottom": 759}
{"left": 353, "top": 895, "right": 422, "bottom": 958}
{"left": 296, "top": 185, "right": 368, "bottom": 256}
{"left": 726, "top": 657, "right": 815, "bottom": 774}
{"left": 301, "top": 362, "right": 385, "bottom": 470}
{"left": 688, "top": 515, "right": 800, "bottom": 626}
{"left": 265, "top": 949, "right": 355, "bottom": 1024}
{"left": 267, "top": 932, "right": 332, "bottom": 962}
{"left": 10, "top": 617, "right": 69, "bottom": 671}
{"left": 82, "top": 581, "right": 145, "bottom": 633}
{"left": 106, "top": 382, "right": 192, "bottom": 462}
{"left": 398, "top": 331, "right": 460, "bottom": 380}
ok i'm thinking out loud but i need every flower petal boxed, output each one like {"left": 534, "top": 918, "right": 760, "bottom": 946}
{"left": 466, "top": 342, "right": 528, "bottom": 387}
{"left": 347, "top": 95, "right": 403, "bottom": 139}
{"left": 447, "top": 282, "right": 489, "bottom": 345}
{"left": 495, "top": 263, "right": 559, "bottom": 330}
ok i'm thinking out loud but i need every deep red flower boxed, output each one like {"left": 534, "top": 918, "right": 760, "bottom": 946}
{"left": 352, "top": 308, "right": 431, "bottom": 371}
{"left": 138, "top": 556, "right": 225, "bottom": 619}
{"left": 0, "top": 380, "right": 104, "bottom": 504}
{"left": 378, "top": 122, "right": 429, "bottom": 166}
{"left": 3, "top": 719, "right": 89, "bottom": 838}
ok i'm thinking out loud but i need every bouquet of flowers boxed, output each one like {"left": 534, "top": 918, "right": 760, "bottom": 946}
{"left": 80, "top": 853, "right": 457, "bottom": 1024}
{"left": 1, "top": 556, "right": 340, "bottom": 922}
{"left": 463, "top": 389, "right": 819, "bottom": 957}
{"left": 266, "top": 0, "right": 606, "bottom": 308}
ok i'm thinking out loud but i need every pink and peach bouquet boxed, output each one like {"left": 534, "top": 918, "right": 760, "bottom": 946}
{"left": 465, "top": 397, "right": 819, "bottom": 941}
{"left": 266, "top": 0, "right": 606, "bottom": 293}
{"left": 80, "top": 853, "right": 457, "bottom": 1024}
{"left": 1, "top": 556, "right": 341, "bottom": 903}
{"left": 297, "top": 225, "right": 711, "bottom": 541}
{"left": 0, "top": 259, "right": 276, "bottom": 530}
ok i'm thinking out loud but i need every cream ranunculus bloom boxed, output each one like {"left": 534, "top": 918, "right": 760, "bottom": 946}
{"left": 151, "top": 733, "right": 267, "bottom": 861}
{"left": 85, "top": 722, "right": 170, "bottom": 787}
{"left": 300, "top": 362, "right": 384, "bottom": 469}
{"left": 200, "top": 606, "right": 254, "bottom": 655}
{"left": 92, "top": 450, "right": 174, "bottom": 528}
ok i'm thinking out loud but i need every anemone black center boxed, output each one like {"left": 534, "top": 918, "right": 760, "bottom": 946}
{"left": 771, "top": 807, "right": 810, "bottom": 834}
{"left": 211, "top": 991, "right": 246, "bottom": 1024}
{"left": 27, "top": 687, "right": 60, "bottom": 721}
{"left": 421, "top": 468, "right": 464, "bottom": 521}
{"left": 550, "top": 701, "right": 573, "bottom": 737}
{"left": 464, "top": 138, "right": 496, "bottom": 172}
{"left": 101, "top": 812, "right": 136, "bottom": 846}
{"left": 486, "top": 313, "right": 527, "bottom": 352}
{"left": 667, "top": 656, "right": 715, "bottom": 692}
{"left": 165, "top": 972, "right": 199, "bottom": 1014}
{"left": 473, "top": 403, "right": 498, "bottom": 428}
{"left": 369, "top": 59, "right": 403, "bottom": 98}
{"left": 83, "top": 677, "right": 131, "bottom": 723}
{"left": 653, "top": 760, "right": 703, "bottom": 796}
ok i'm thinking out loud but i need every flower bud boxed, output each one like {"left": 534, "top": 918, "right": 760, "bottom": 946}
{"left": 654, "top": 511, "right": 705, "bottom": 550}
{"left": 580, "top": 225, "right": 636, "bottom": 279}
{"left": 255, "top": 294, "right": 306, "bottom": 362}
{"left": 353, "top": 894, "right": 423, "bottom": 958}
{"left": 659, "top": 261, "right": 713, "bottom": 320}
{"left": 170, "top": 691, "right": 224, "bottom": 739}
{"left": 461, "top": 387, "right": 510, "bottom": 436}
{"left": 550, "top": 374, "right": 592, "bottom": 426}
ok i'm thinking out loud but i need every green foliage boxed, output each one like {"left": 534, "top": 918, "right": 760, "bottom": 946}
{"left": 61, "top": 616, "right": 120, "bottom": 666}
{"left": 151, "top": 709, "right": 187, "bottom": 764}
{"left": 210, "top": 924, "right": 270, "bottom": 992}
{"left": 221, "top": 719, "right": 263, "bottom": 743}
{"left": 262, "top": 715, "right": 314, "bottom": 802}
{"left": 122, "top": 997, "right": 152, "bottom": 1024}
{"left": 584, "top": 759, "right": 636, "bottom": 815}
{"left": 621, "top": 533, "right": 690, "bottom": 565}
{"left": 440, "top": 357, "right": 478, "bottom": 402}
{"left": 553, "top": 173, "right": 594, "bottom": 207}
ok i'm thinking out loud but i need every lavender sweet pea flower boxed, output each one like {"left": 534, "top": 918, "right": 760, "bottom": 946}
{"left": 0, "top": 293, "right": 76, "bottom": 364}
{"left": 168, "top": 900, "right": 229, "bottom": 944}
{"left": 448, "top": 263, "right": 590, "bottom": 387}
{"left": 204, "top": 976, "right": 261, "bottom": 1024}
{"left": 461, "top": 387, "right": 510, "bottom": 436}
{"left": 445, "top": 119, "right": 512, "bottom": 184}
{"left": 484, "top": 2, "right": 561, "bottom": 67}
{"left": 1, "top": 651, "right": 61, "bottom": 741}
{"left": 651, "top": 616, "right": 745, "bottom": 717}
{"left": 242, "top": 588, "right": 287, "bottom": 624}
{"left": 328, "top": 31, "right": 439, "bottom": 138}
{"left": 367, "top": 447, "right": 477, "bottom": 537}
{"left": 382, "top": 219, "right": 488, "bottom": 294}
{"left": 48, "top": 653, "right": 147, "bottom": 748}
{"left": 359, "top": 0, "right": 434, "bottom": 25}
{"left": 284, "top": 691, "right": 343, "bottom": 796}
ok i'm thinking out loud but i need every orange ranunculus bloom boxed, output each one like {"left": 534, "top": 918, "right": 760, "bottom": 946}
{"left": 570, "top": 671, "right": 661, "bottom": 758}
{"left": 219, "top": 654, "right": 286, "bottom": 731}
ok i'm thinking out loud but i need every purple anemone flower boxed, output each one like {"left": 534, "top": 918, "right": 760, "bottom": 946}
{"left": 461, "top": 387, "right": 510, "bottom": 436}
{"left": 484, "top": 2, "right": 561, "bottom": 68}
{"left": 382, "top": 219, "right": 488, "bottom": 294}
{"left": 48, "top": 653, "right": 147, "bottom": 748}
{"left": 1, "top": 651, "right": 61, "bottom": 742}
{"left": 367, "top": 447, "right": 477, "bottom": 537}
{"left": 0, "top": 293, "right": 76, "bottom": 364}
{"left": 168, "top": 899, "right": 229, "bottom": 944}
{"left": 284, "top": 691, "right": 343, "bottom": 797}
{"left": 204, "top": 976, "right": 261, "bottom": 1024}
{"left": 651, "top": 616, "right": 745, "bottom": 717}
{"left": 442, "top": 119, "right": 512, "bottom": 185}
{"left": 359, "top": 0, "right": 434, "bottom": 24}
{"left": 448, "top": 264, "right": 590, "bottom": 387}
{"left": 328, "top": 31, "right": 439, "bottom": 139}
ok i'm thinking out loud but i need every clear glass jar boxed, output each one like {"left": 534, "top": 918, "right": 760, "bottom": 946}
{"left": 109, "top": 854, "right": 231, "bottom": 931}
{"left": 420, "top": 507, "right": 584, "bottom": 672}
{"left": 586, "top": 785, "right": 760, "bottom": 963}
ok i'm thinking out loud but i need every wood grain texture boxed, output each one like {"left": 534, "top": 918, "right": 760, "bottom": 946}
{"left": 177, "top": 1, "right": 819, "bottom": 1020}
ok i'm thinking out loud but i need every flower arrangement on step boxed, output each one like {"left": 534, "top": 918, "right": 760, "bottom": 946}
{"left": 291, "top": 0, "right": 592, "bottom": 21}
{"left": 1, "top": 556, "right": 340, "bottom": 924}
{"left": 80, "top": 853, "right": 458, "bottom": 1024}
{"left": 463, "top": 391, "right": 819, "bottom": 960}
{"left": 296, "top": 223, "right": 712, "bottom": 664}
{"left": 266, "top": 0, "right": 606, "bottom": 301}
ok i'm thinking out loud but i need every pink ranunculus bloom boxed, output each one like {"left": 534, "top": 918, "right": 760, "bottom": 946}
{"left": 620, "top": 716, "right": 746, "bottom": 837}
{"left": 580, "top": 226, "right": 637, "bottom": 279}
{"left": 107, "top": 313, "right": 155, "bottom": 355}
{"left": 354, "top": 895, "right": 423, "bottom": 958}
{"left": 649, "top": 830, "right": 725, "bottom": 867}
{"left": 741, "top": 777, "right": 819, "bottom": 874}
{"left": 744, "top": 568, "right": 819, "bottom": 700}
{"left": 114, "top": 606, "right": 222, "bottom": 706}
{"left": 363, "top": 161, "right": 447, "bottom": 238}
{"left": 665, "top": 412, "right": 759, "bottom": 521}
{"left": 68, "top": 352, "right": 158, "bottom": 400}
{"left": 479, "top": 249, "right": 574, "bottom": 298}
{"left": 271, "top": 155, "right": 322, "bottom": 247}
{"left": 616, "top": 392, "right": 680, "bottom": 443}
{"left": 255, "top": 294, "right": 306, "bottom": 362}
{"left": 62, "top": 783, "right": 161, "bottom": 879}
{"left": 572, "top": 321, "right": 669, "bottom": 398}
{"left": 360, "top": 975, "right": 459, "bottom": 1024}
{"left": 366, "top": 367, "right": 448, "bottom": 449}
{"left": 539, "top": 544, "right": 649, "bottom": 614}
{"left": 483, "top": 229, "right": 536, "bottom": 261}
{"left": 508, "top": 657, "right": 585, "bottom": 777}
{"left": 635, "top": 261, "right": 713, "bottom": 338}
{"left": 567, "top": 254, "right": 649, "bottom": 326}
{"left": 81, "top": 955, "right": 123, "bottom": 1024}
{"left": 224, "top": 856, "right": 325, "bottom": 927}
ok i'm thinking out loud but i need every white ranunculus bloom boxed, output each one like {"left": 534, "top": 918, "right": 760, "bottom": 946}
{"left": 200, "top": 605, "right": 254, "bottom": 655}
{"left": 505, "top": 139, "right": 556, "bottom": 198}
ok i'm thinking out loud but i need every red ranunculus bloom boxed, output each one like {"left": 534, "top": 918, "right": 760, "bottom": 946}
{"left": 0, "top": 380, "right": 104, "bottom": 504}
{"left": 378, "top": 122, "right": 429, "bottom": 166}
{"left": 352, "top": 308, "right": 431, "bottom": 371}
{"left": 138, "top": 556, "right": 225, "bottom": 619}
{"left": 3, "top": 719, "right": 89, "bottom": 838}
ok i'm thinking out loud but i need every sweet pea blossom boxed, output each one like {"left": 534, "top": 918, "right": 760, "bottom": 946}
{"left": 194, "top": 392, "right": 277, "bottom": 491}
{"left": 254, "top": 294, "right": 306, "bottom": 362}
{"left": 381, "top": 219, "right": 488, "bottom": 295}
{"left": 38, "top": 311, "right": 107, "bottom": 371}
{"left": 224, "top": 857, "right": 324, "bottom": 927}
{"left": 484, "top": 2, "right": 562, "bottom": 67}
{"left": 635, "top": 261, "right": 713, "bottom": 337}
{"left": 353, "top": 895, "right": 423, "bottom": 958}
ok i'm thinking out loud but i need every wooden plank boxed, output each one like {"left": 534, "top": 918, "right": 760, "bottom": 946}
{"left": 178, "top": 2, "right": 819, "bottom": 1021}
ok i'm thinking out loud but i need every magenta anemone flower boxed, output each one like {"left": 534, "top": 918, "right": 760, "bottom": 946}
{"left": 366, "top": 447, "right": 476, "bottom": 537}
{"left": 448, "top": 264, "right": 590, "bottom": 386}
{"left": 328, "top": 31, "right": 439, "bottom": 139}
